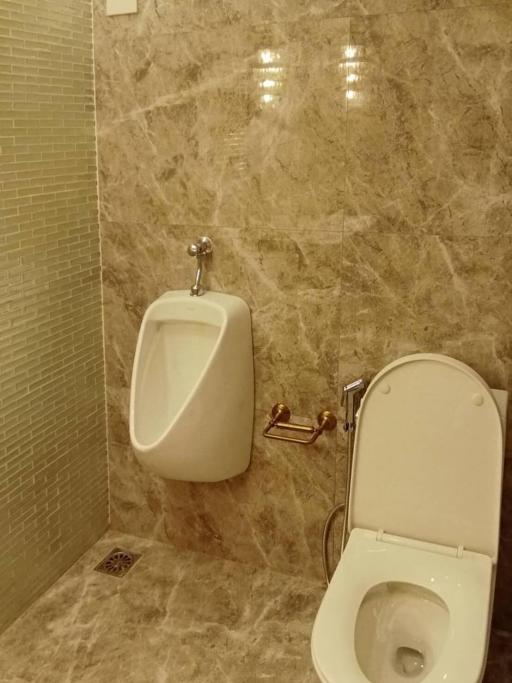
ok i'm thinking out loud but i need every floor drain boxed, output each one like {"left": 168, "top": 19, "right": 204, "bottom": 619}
{"left": 94, "top": 548, "right": 141, "bottom": 578}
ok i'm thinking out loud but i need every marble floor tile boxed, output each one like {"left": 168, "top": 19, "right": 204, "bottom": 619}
{"left": 345, "top": 5, "right": 512, "bottom": 237}
{"left": 1, "top": 530, "right": 509, "bottom": 682}
{"left": 0, "top": 531, "right": 323, "bottom": 683}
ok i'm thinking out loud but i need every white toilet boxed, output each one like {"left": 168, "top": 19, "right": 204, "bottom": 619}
{"left": 312, "top": 353, "right": 508, "bottom": 683}
{"left": 130, "top": 290, "right": 254, "bottom": 482}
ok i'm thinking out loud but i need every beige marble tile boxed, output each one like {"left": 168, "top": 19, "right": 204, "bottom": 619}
{"left": 93, "top": 0, "right": 350, "bottom": 36}
{"left": 337, "top": 230, "right": 512, "bottom": 616}
{"left": 93, "top": 0, "right": 249, "bottom": 38}
{"left": 95, "top": 19, "right": 349, "bottom": 230}
{"left": 250, "top": 0, "right": 505, "bottom": 23}
{"left": 345, "top": 5, "right": 512, "bottom": 236}
{"left": 101, "top": 222, "right": 340, "bottom": 579}
{"left": 334, "top": 0, "right": 505, "bottom": 17}
{"left": 109, "top": 422, "right": 335, "bottom": 581}
{"left": 93, "top": 0, "right": 512, "bottom": 638}
{"left": 93, "top": 0, "right": 504, "bottom": 34}
{"left": 0, "top": 530, "right": 323, "bottom": 682}
{"left": 1, "top": 530, "right": 509, "bottom": 682}
{"left": 251, "top": 0, "right": 503, "bottom": 24}
{"left": 339, "top": 232, "right": 512, "bottom": 390}
{"left": 330, "top": 229, "right": 512, "bottom": 623}
{"left": 101, "top": 221, "right": 343, "bottom": 423}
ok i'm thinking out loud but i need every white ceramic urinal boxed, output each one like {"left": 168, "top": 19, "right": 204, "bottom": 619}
{"left": 129, "top": 291, "right": 254, "bottom": 481}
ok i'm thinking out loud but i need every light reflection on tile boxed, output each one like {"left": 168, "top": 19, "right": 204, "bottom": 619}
{"left": 95, "top": 20, "right": 350, "bottom": 230}
{"left": 345, "top": 6, "right": 512, "bottom": 237}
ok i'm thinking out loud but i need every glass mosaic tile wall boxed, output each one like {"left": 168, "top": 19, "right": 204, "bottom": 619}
{"left": 0, "top": 0, "right": 108, "bottom": 632}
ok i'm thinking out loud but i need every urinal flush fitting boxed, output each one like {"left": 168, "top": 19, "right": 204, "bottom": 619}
{"left": 187, "top": 236, "right": 213, "bottom": 296}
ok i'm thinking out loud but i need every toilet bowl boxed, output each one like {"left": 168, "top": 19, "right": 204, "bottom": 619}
{"left": 129, "top": 290, "right": 254, "bottom": 481}
{"left": 311, "top": 353, "right": 508, "bottom": 683}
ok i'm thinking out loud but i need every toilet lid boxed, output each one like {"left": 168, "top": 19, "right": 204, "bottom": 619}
{"left": 348, "top": 354, "right": 504, "bottom": 560}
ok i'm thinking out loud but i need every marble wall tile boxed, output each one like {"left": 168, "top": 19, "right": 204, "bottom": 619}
{"left": 109, "top": 411, "right": 336, "bottom": 581}
{"left": 338, "top": 230, "right": 512, "bottom": 453}
{"left": 93, "top": 0, "right": 342, "bottom": 36}
{"left": 95, "top": 0, "right": 512, "bottom": 633}
{"left": 250, "top": 0, "right": 505, "bottom": 23}
{"left": 337, "top": 230, "right": 512, "bottom": 624}
{"left": 338, "top": 233, "right": 512, "bottom": 454}
{"left": 93, "top": 0, "right": 504, "bottom": 35}
{"left": 93, "top": 0, "right": 249, "bottom": 38}
{"left": 242, "top": 0, "right": 504, "bottom": 25}
{"left": 101, "top": 222, "right": 341, "bottom": 580}
{"left": 101, "top": 222, "right": 342, "bottom": 421}
{"left": 345, "top": 6, "right": 512, "bottom": 237}
{"left": 339, "top": 232, "right": 512, "bottom": 385}
{"left": 95, "top": 19, "right": 349, "bottom": 230}
{"left": 334, "top": 0, "right": 505, "bottom": 17}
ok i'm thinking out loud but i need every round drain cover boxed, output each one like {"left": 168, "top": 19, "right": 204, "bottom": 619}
{"left": 94, "top": 548, "right": 141, "bottom": 577}
{"left": 104, "top": 551, "right": 133, "bottom": 574}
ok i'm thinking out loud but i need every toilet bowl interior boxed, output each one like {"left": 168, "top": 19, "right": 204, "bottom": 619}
{"left": 354, "top": 582, "right": 449, "bottom": 683}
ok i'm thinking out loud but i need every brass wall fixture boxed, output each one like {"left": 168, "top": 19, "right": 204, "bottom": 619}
{"left": 263, "top": 403, "right": 337, "bottom": 445}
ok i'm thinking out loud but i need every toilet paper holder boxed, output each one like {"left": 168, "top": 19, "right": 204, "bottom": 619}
{"left": 263, "top": 403, "right": 337, "bottom": 445}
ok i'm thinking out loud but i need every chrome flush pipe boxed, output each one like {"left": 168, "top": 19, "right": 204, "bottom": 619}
{"left": 187, "top": 236, "right": 213, "bottom": 296}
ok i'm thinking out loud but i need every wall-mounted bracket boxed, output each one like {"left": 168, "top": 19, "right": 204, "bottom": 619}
{"left": 263, "top": 403, "right": 337, "bottom": 445}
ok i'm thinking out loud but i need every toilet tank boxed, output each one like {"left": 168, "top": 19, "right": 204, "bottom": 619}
{"left": 348, "top": 354, "right": 507, "bottom": 561}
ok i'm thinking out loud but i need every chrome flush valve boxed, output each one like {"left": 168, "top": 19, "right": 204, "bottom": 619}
{"left": 187, "top": 236, "right": 213, "bottom": 296}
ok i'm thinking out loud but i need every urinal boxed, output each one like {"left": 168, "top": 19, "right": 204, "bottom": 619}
{"left": 129, "top": 290, "right": 254, "bottom": 481}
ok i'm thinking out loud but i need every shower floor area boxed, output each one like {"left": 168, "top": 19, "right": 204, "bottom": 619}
{"left": 0, "top": 531, "right": 323, "bottom": 682}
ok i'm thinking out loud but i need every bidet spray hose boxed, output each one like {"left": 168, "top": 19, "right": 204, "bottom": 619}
{"left": 322, "top": 429, "right": 354, "bottom": 585}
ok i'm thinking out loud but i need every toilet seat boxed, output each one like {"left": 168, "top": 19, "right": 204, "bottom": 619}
{"left": 348, "top": 354, "right": 504, "bottom": 560}
{"left": 311, "top": 528, "right": 493, "bottom": 683}
{"left": 311, "top": 355, "right": 507, "bottom": 683}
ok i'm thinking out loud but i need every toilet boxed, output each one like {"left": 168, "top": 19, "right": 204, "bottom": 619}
{"left": 311, "top": 353, "right": 508, "bottom": 683}
{"left": 129, "top": 290, "right": 254, "bottom": 482}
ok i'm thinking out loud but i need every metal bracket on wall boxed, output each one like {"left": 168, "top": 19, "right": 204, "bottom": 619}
{"left": 263, "top": 403, "right": 337, "bottom": 445}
